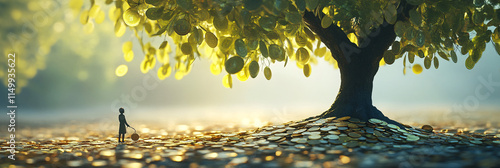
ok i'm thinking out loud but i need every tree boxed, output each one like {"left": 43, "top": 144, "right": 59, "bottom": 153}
{"left": 83, "top": 0, "right": 500, "bottom": 126}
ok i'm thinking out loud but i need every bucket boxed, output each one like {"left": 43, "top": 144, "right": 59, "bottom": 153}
{"left": 130, "top": 127, "right": 139, "bottom": 141}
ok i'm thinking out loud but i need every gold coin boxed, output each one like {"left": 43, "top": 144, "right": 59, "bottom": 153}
{"left": 348, "top": 132, "right": 361, "bottom": 138}
{"left": 387, "top": 124, "right": 400, "bottom": 130}
{"left": 273, "top": 129, "right": 286, "bottom": 133}
{"left": 174, "top": 19, "right": 191, "bottom": 36}
{"left": 325, "top": 117, "right": 336, "bottom": 121}
{"left": 347, "top": 123, "right": 358, "bottom": 128}
{"left": 267, "top": 136, "right": 282, "bottom": 141}
{"left": 308, "top": 127, "right": 320, "bottom": 131}
{"left": 309, "top": 131, "right": 321, "bottom": 135}
{"left": 369, "top": 118, "right": 383, "bottom": 124}
{"left": 336, "top": 122, "right": 348, "bottom": 127}
{"left": 301, "top": 131, "right": 312, "bottom": 135}
{"left": 293, "top": 128, "right": 307, "bottom": 134}
{"left": 329, "top": 131, "right": 341, "bottom": 135}
{"left": 295, "top": 144, "right": 306, "bottom": 149}
{"left": 264, "top": 127, "right": 274, "bottom": 131}
{"left": 336, "top": 116, "right": 351, "bottom": 121}
{"left": 397, "top": 129, "right": 408, "bottom": 133}
{"left": 470, "top": 140, "right": 482, "bottom": 144}
{"left": 205, "top": 31, "right": 218, "bottom": 48}
{"left": 406, "top": 135, "right": 419, "bottom": 141}
{"left": 365, "top": 134, "right": 376, "bottom": 139}
{"left": 320, "top": 127, "right": 333, "bottom": 131}
{"left": 373, "top": 130, "right": 384, "bottom": 137}
{"left": 308, "top": 135, "right": 322, "bottom": 140}
{"left": 285, "top": 127, "right": 295, "bottom": 130}
{"left": 296, "top": 138, "right": 307, "bottom": 144}
{"left": 324, "top": 135, "right": 339, "bottom": 140}
{"left": 421, "top": 125, "right": 434, "bottom": 132}
{"left": 365, "top": 127, "right": 374, "bottom": 133}
{"left": 338, "top": 127, "right": 348, "bottom": 131}
{"left": 264, "top": 67, "right": 272, "bottom": 80}
{"left": 123, "top": 8, "right": 141, "bottom": 27}
{"left": 378, "top": 137, "right": 394, "bottom": 142}
{"left": 344, "top": 141, "right": 359, "bottom": 148}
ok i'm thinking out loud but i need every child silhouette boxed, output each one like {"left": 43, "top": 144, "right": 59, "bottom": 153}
{"left": 118, "top": 108, "right": 131, "bottom": 143}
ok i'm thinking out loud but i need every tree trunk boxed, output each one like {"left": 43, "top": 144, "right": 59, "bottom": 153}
{"left": 320, "top": 52, "right": 403, "bottom": 127}
{"left": 301, "top": 10, "right": 403, "bottom": 127}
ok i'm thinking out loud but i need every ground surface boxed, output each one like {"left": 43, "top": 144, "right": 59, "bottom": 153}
{"left": 1, "top": 116, "right": 500, "bottom": 168}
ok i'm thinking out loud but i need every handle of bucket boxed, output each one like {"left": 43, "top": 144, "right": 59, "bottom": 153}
{"left": 129, "top": 126, "right": 136, "bottom": 133}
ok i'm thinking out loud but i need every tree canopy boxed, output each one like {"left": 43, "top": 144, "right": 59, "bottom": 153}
{"left": 4, "top": 0, "right": 500, "bottom": 90}
{"left": 85, "top": 0, "right": 499, "bottom": 88}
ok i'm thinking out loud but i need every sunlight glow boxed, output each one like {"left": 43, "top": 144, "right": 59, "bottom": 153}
{"left": 176, "top": 125, "right": 190, "bottom": 132}
{"left": 140, "top": 128, "right": 150, "bottom": 134}
{"left": 339, "top": 155, "right": 350, "bottom": 164}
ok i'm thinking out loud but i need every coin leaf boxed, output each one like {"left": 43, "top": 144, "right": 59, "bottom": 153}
{"left": 225, "top": 56, "right": 244, "bottom": 74}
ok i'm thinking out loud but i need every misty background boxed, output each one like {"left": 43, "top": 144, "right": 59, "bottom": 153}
{"left": 1, "top": 1, "right": 500, "bottom": 131}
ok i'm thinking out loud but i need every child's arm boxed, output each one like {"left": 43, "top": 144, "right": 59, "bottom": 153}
{"left": 124, "top": 116, "right": 130, "bottom": 127}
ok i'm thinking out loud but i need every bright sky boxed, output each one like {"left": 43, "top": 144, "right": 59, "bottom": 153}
{"left": 2, "top": 7, "right": 500, "bottom": 126}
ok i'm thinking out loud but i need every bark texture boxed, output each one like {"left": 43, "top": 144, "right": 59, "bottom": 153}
{"left": 302, "top": 9, "right": 407, "bottom": 126}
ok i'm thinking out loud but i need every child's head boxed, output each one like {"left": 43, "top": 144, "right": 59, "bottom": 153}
{"left": 119, "top": 108, "right": 124, "bottom": 113}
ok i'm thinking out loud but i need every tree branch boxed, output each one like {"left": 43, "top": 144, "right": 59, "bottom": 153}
{"left": 361, "top": 0, "right": 416, "bottom": 62}
{"left": 302, "top": 10, "right": 359, "bottom": 65}
{"left": 362, "top": 22, "right": 396, "bottom": 62}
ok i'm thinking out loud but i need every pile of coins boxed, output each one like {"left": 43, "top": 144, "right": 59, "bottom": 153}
{"left": 1, "top": 116, "right": 500, "bottom": 167}
{"left": 250, "top": 117, "right": 499, "bottom": 150}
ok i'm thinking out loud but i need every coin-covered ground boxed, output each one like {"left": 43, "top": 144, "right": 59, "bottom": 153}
{"left": 1, "top": 116, "right": 500, "bottom": 168}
